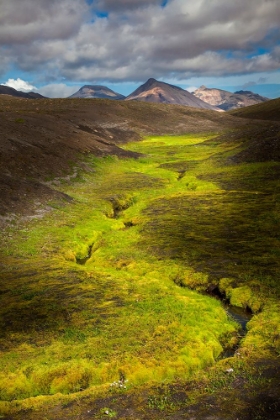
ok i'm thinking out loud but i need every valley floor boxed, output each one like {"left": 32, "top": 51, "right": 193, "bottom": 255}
{"left": 1, "top": 132, "right": 280, "bottom": 419}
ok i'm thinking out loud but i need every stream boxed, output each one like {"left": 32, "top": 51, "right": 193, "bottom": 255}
{"left": 226, "top": 304, "right": 252, "bottom": 332}
{"left": 220, "top": 303, "right": 253, "bottom": 358}
{"left": 205, "top": 286, "right": 253, "bottom": 357}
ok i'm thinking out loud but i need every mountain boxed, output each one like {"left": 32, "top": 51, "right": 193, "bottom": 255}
{"left": 222, "top": 84, "right": 280, "bottom": 100}
{"left": 125, "top": 78, "right": 220, "bottom": 111}
{"left": 69, "top": 85, "right": 125, "bottom": 100}
{"left": 26, "top": 91, "right": 46, "bottom": 99}
{"left": 193, "top": 85, "right": 268, "bottom": 111}
{"left": 0, "top": 85, "right": 45, "bottom": 99}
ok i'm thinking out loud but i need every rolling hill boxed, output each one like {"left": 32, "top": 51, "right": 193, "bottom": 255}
{"left": 229, "top": 96, "right": 280, "bottom": 120}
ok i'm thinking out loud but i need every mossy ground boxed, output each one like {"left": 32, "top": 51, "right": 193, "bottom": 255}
{"left": 0, "top": 132, "right": 280, "bottom": 418}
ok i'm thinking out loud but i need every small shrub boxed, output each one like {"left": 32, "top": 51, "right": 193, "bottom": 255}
{"left": 0, "top": 372, "right": 33, "bottom": 401}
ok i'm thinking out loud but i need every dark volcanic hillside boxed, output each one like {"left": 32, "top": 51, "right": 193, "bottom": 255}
{"left": 125, "top": 78, "right": 220, "bottom": 111}
{"left": 230, "top": 96, "right": 280, "bottom": 121}
{"left": 226, "top": 97, "right": 280, "bottom": 163}
{"left": 69, "top": 85, "right": 125, "bottom": 100}
{"left": 193, "top": 85, "right": 268, "bottom": 111}
{"left": 0, "top": 85, "right": 45, "bottom": 99}
{"left": 0, "top": 96, "right": 240, "bottom": 222}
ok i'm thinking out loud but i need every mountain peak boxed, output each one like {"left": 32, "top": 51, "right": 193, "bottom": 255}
{"left": 142, "top": 78, "right": 158, "bottom": 88}
{"left": 69, "top": 85, "right": 125, "bottom": 100}
{"left": 146, "top": 78, "right": 157, "bottom": 83}
{"left": 125, "top": 79, "right": 219, "bottom": 110}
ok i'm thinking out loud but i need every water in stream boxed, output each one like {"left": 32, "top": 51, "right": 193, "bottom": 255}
{"left": 220, "top": 304, "right": 253, "bottom": 358}
{"left": 226, "top": 304, "right": 252, "bottom": 332}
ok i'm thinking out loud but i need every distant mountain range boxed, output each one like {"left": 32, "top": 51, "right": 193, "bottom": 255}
{"left": 69, "top": 85, "right": 125, "bottom": 100}
{"left": 125, "top": 78, "right": 220, "bottom": 111}
{"left": 221, "top": 84, "right": 280, "bottom": 100}
{"left": 192, "top": 85, "right": 268, "bottom": 111}
{"left": 0, "top": 85, "right": 45, "bottom": 99}
{"left": 0, "top": 80, "right": 272, "bottom": 112}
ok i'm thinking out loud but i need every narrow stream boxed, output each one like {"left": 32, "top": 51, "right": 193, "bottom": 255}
{"left": 226, "top": 304, "right": 252, "bottom": 332}
{"left": 220, "top": 304, "right": 253, "bottom": 358}
{"left": 204, "top": 286, "right": 253, "bottom": 357}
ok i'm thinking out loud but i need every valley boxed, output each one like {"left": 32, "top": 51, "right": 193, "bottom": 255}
{"left": 0, "top": 97, "right": 280, "bottom": 419}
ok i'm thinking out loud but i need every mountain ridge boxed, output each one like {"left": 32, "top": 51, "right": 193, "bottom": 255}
{"left": 0, "top": 85, "right": 45, "bottom": 99}
{"left": 1, "top": 81, "right": 274, "bottom": 112}
{"left": 193, "top": 85, "right": 268, "bottom": 111}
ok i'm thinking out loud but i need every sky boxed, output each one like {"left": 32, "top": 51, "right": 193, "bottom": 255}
{"left": 0, "top": 0, "right": 280, "bottom": 98}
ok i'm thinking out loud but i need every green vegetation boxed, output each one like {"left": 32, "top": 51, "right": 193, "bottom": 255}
{"left": 14, "top": 117, "right": 25, "bottom": 123}
{"left": 0, "top": 131, "right": 280, "bottom": 416}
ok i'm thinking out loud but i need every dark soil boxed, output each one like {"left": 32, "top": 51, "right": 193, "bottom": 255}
{"left": 5, "top": 358, "right": 280, "bottom": 420}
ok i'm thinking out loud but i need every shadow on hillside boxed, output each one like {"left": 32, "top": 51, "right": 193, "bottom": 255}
{"left": 141, "top": 188, "right": 280, "bottom": 283}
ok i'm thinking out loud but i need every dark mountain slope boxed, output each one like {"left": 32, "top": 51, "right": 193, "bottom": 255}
{"left": 125, "top": 78, "right": 220, "bottom": 111}
{"left": 0, "top": 85, "right": 45, "bottom": 99}
{"left": 216, "top": 98, "right": 280, "bottom": 163}
{"left": 69, "top": 85, "right": 125, "bottom": 100}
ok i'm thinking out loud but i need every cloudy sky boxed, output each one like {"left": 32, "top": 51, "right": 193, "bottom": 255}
{"left": 0, "top": 0, "right": 280, "bottom": 97}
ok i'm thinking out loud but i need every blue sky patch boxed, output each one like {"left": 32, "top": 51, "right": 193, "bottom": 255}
{"left": 161, "top": 0, "right": 169, "bottom": 7}
{"left": 95, "top": 10, "right": 109, "bottom": 18}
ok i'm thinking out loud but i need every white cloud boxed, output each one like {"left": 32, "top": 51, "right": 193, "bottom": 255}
{"left": 0, "top": 0, "right": 88, "bottom": 44}
{"left": 1, "top": 78, "right": 80, "bottom": 98}
{"left": 37, "top": 83, "right": 80, "bottom": 98}
{"left": 3, "top": 78, "right": 37, "bottom": 92}
{"left": 186, "top": 86, "right": 198, "bottom": 93}
{"left": 1, "top": 0, "right": 280, "bottom": 84}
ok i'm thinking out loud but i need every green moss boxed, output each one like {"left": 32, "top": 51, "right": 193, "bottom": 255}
{"left": 0, "top": 131, "right": 279, "bottom": 412}
{"left": 219, "top": 277, "right": 235, "bottom": 295}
